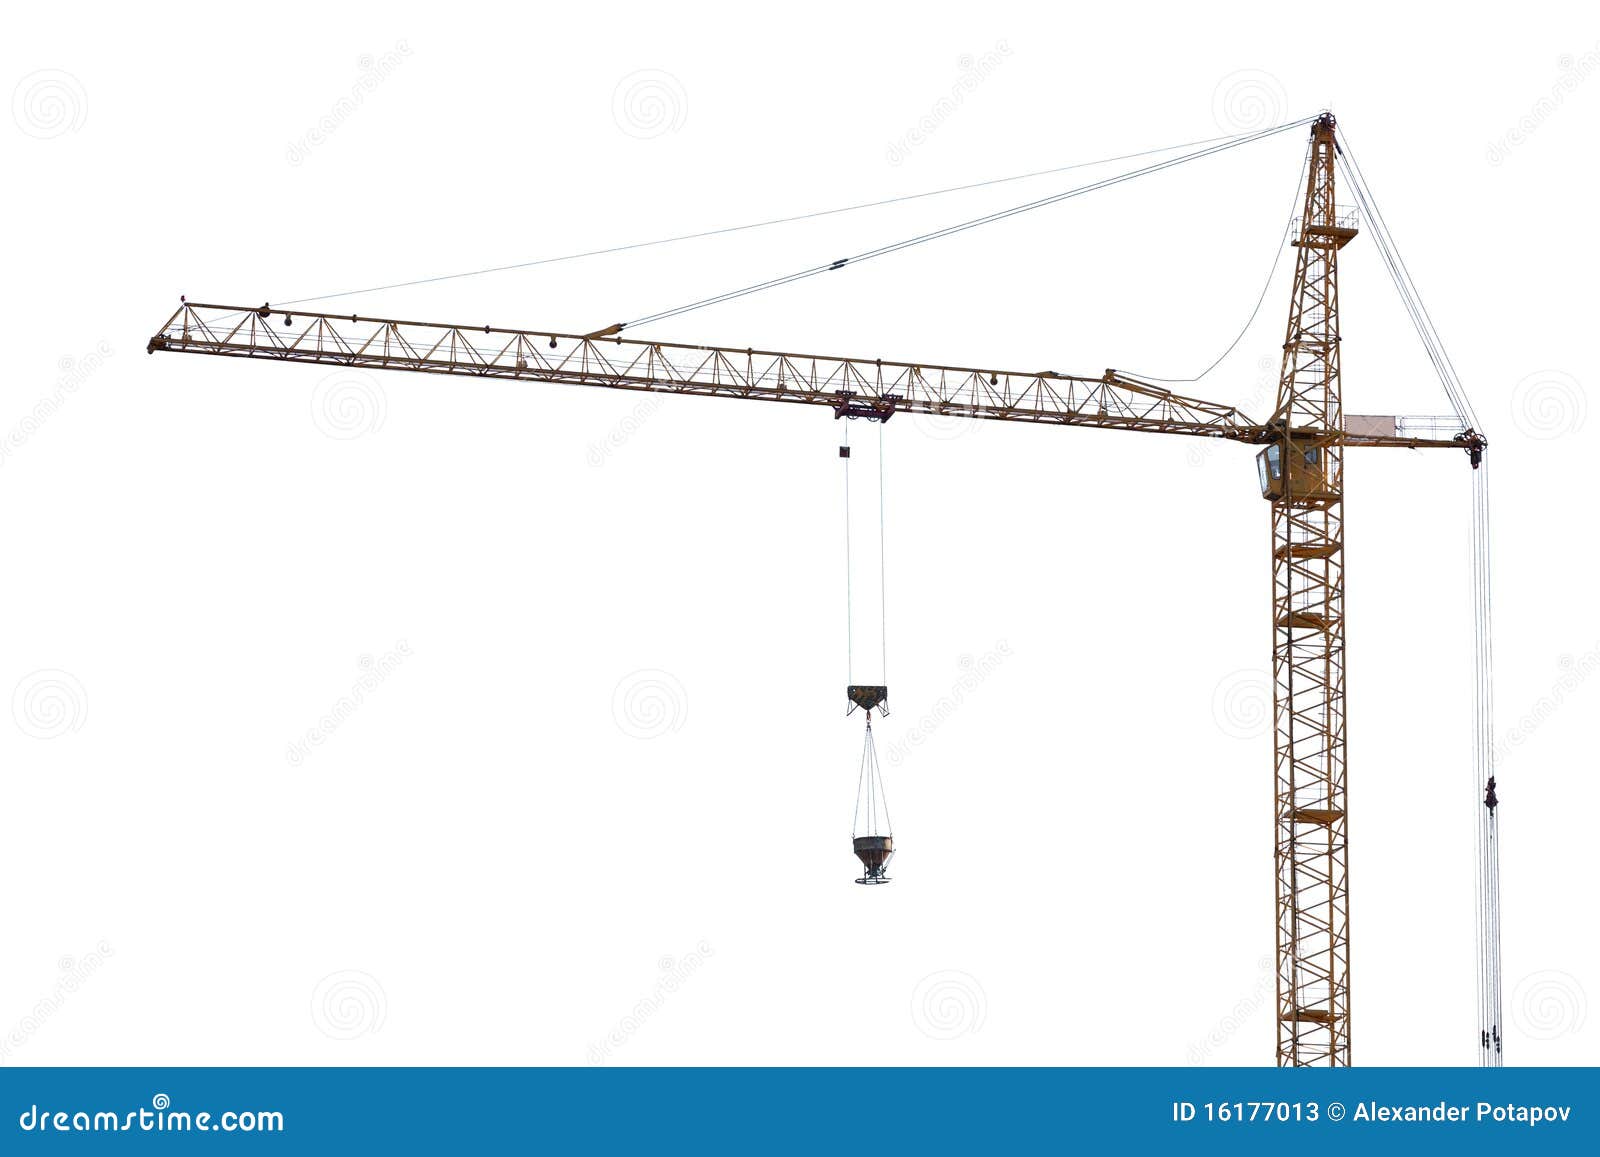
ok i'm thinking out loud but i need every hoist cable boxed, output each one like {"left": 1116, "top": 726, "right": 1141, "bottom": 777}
{"left": 842, "top": 421, "right": 854, "bottom": 689}
{"left": 868, "top": 725, "right": 879, "bottom": 836}
{"left": 1340, "top": 130, "right": 1499, "bottom": 1062}
{"left": 605, "top": 116, "right": 1318, "bottom": 335}
{"left": 853, "top": 717, "right": 868, "bottom": 833}
{"left": 843, "top": 421, "right": 889, "bottom": 695}
{"left": 1476, "top": 466, "right": 1503, "bottom": 1064}
{"left": 1466, "top": 463, "right": 1501, "bottom": 1065}
{"left": 866, "top": 719, "right": 892, "bottom": 837}
{"left": 852, "top": 718, "right": 892, "bottom": 838}
{"left": 878, "top": 421, "right": 888, "bottom": 688}
{"left": 1337, "top": 127, "right": 1501, "bottom": 1065}
{"left": 876, "top": 732, "right": 892, "bottom": 837}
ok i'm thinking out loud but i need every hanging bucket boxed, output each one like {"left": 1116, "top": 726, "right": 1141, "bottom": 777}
{"left": 853, "top": 834, "right": 894, "bottom": 884}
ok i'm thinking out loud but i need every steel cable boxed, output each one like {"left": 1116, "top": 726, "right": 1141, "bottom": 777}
{"left": 605, "top": 117, "right": 1319, "bottom": 335}
{"left": 1337, "top": 127, "right": 1501, "bottom": 1066}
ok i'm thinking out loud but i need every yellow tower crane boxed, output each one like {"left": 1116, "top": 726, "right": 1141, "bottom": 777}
{"left": 146, "top": 113, "right": 1493, "bottom": 1066}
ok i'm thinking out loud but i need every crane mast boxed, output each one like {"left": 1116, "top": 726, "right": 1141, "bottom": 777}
{"left": 1269, "top": 113, "right": 1352, "bottom": 1065}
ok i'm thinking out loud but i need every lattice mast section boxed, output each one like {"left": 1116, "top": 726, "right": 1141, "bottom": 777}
{"left": 1271, "top": 114, "right": 1354, "bottom": 1067}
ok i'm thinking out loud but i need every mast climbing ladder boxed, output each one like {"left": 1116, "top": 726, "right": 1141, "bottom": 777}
{"left": 1266, "top": 113, "right": 1352, "bottom": 1066}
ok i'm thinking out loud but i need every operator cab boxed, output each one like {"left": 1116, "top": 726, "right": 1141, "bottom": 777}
{"left": 1257, "top": 440, "right": 1335, "bottom": 502}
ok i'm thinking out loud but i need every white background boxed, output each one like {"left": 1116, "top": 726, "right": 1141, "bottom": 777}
{"left": 2, "top": 1, "right": 1595, "bottom": 1067}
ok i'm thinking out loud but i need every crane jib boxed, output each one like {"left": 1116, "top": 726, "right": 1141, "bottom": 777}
{"left": 147, "top": 302, "right": 1477, "bottom": 455}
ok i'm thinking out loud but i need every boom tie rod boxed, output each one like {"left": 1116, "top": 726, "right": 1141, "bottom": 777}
{"left": 584, "top": 116, "right": 1318, "bottom": 338}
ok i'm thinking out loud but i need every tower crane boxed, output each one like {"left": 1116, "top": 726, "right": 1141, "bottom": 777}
{"left": 145, "top": 114, "right": 1494, "bottom": 1067}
